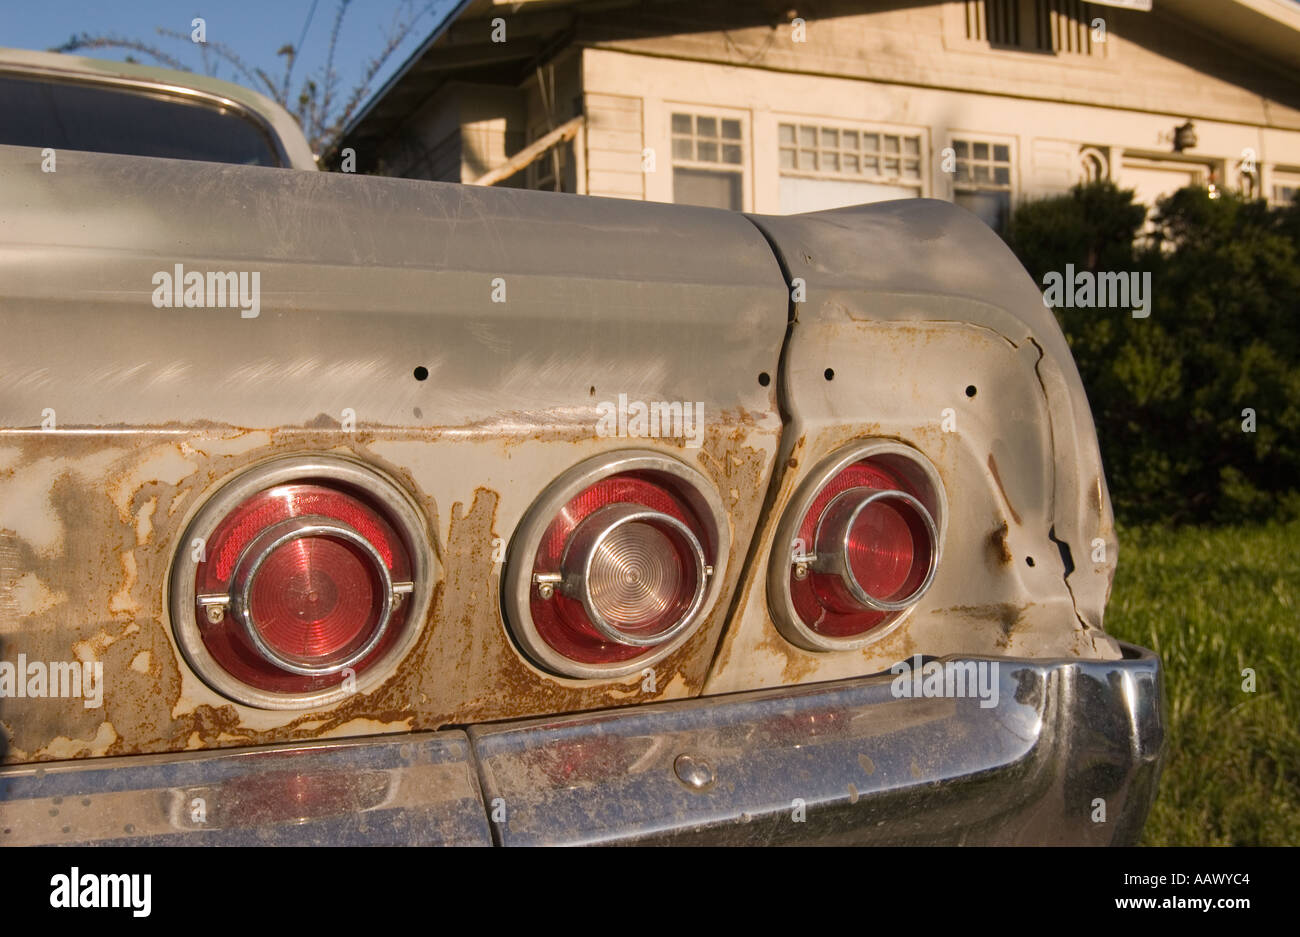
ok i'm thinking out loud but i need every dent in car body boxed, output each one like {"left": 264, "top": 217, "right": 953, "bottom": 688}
{"left": 705, "top": 201, "right": 1121, "bottom": 693}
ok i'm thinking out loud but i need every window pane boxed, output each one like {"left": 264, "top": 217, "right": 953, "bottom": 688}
{"left": 904, "top": 136, "right": 920, "bottom": 155}
{"left": 954, "top": 140, "right": 969, "bottom": 158}
{"left": 973, "top": 142, "right": 989, "bottom": 160}
{"left": 672, "top": 113, "right": 692, "bottom": 134}
{"left": 674, "top": 167, "right": 743, "bottom": 210}
{"left": 825, "top": 152, "right": 839, "bottom": 171}
{"left": 954, "top": 189, "right": 1010, "bottom": 230}
{"left": 722, "top": 143, "right": 743, "bottom": 165}
{"left": 843, "top": 130, "right": 859, "bottom": 150}
{"left": 973, "top": 163, "right": 991, "bottom": 182}
{"left": 779, "top": 176, "right": 922, "bottom": 214}
{"left": 863, "top": 133, "right": 880, "bottom": 153}
{"left": 821, "top": 128, "right": 839, "bottom": 148}
{"left": 844, "top": 154, "right": 859, "bottom": 173}
{"left": 0, "top": 74, "right": 282, "bottom": 166}
{"left": 862, "top": 156, "right": 879, "bottom": 174}
{"left": 721, "top": 118, "right": 742, "bottom": 140}
{"left": 994, "top": 166, "right": 1010, "bottom": 185}
{"left": 955, "top": 163, "right": 969, "bottom": 182}
{"left": 673, "top": 137, "right": 693, "bottom": 160}
{"left": 697, "top": 116, "right": 717, "bottom": 138}
{"left": 884, "top": 135, "right": 900, "bottom": 154}
{"left": 778, "top": 123, "right": 795, "bottom": 144}
{"left": 800, "top": 150, "right": 818, "bottom": 170}
{"left": 799, "top": 126, "right": 817, "bottom": 147}
{"left": 903, "top": 159, "right": 920, "bottom": 179}
{"left": 993, "top": 144, "right": 1010, "bottom": 163}
{"left": 884, "top": 158, "right": 900, "bottom": 174}
{"left": 697, "top": 141, "right": 718, "bottom": 162}
{"left": 779, "top": 147, "right": 796, "bottom": 169}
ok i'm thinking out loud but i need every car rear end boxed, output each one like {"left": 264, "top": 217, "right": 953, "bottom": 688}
{"left": 0, "top": 137, "right": 1162, "bottom": 844}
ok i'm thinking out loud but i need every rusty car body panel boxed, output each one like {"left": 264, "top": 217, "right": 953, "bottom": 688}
{"left": 0, "top": 55, "right": 1162, "bottom": 845}
{"left": 0, "top": 145, "right": 787, "bottom": 760}
{"left": 707, "top": 201, "right": 1121, "bottom": 693}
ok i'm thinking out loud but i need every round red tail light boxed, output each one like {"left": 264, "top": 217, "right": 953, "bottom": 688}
{"left": 812, "top": 488, "right": 936, "bottom": 614}
{"left": 503, "top": 452, "right": 729, "bottom": 679}
{"left": 172, "top": 457, "right": 433, "bottom": 709}
{"left": 769, "top": 441, "right": 944, "bottom": 651}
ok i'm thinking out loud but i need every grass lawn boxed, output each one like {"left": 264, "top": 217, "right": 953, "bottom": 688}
{"left": 1105, "top": 518, "right": 1300, "bottom": 845}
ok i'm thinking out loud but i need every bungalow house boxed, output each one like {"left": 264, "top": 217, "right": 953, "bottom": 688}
{"left": 333, "top": 0, "right": 1300, "bottom": 226}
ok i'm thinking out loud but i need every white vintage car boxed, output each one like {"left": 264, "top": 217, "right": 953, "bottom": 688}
{"left": 0, "top": 48, "right": 1163, "bottom": 845}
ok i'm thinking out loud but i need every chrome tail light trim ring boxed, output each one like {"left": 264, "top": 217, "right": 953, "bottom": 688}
{"left": 168, "top": 454, "right": 435, "bottom": 711}
{"left": 812, "top": 488, "right": 940, "bottom": 613}
{"left": 767, "top": 439, "right": 947, "bottom": 653}
{"left": 501, "top": 449, "right": 730, "bottom": 680}
{"left": 561, "top": 503, "right": 710, "bottom": 647}
{"left": 228, "top": 515, "right": 396, "bottom": 676}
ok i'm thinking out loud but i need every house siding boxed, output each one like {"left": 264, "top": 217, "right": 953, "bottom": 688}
{"left": 579, "top": 1, "right": 1300, "bottom": 130}
{"left": 576, "top": 0, "right": 1300, "bottom": 214}
{"left": 584, "top": 92, "right": 645, "bottom": 198}
{"left": 359, "top": 0, "right": 1300, "bottom": 216}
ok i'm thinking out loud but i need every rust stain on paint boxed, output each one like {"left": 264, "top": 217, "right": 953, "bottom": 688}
{"left": 986, "top": 454, "right": 1021, "bottom": 526}
{"left": 0, "top": 411, "right": 778, "bottom": 765}
{"left": 935, "top": 602, "right": 1032, "bottom": 647}
{"left": 987, "top": 521, "right": 1013, "bottom": 567}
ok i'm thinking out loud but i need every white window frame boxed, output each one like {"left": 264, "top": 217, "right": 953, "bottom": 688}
{"left": 947, "top": 131, "right": 1018, "bottom": 192}
{"left": 774, "top": 118, "right": 929, "bottom": 197}
{"left": 663, "top": 103, "right": 751, "bottom": 211}
{"left": 943, "top": 132, "right": 1019, "bottom": 229}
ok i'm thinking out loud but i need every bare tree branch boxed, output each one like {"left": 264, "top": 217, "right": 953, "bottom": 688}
{"left": 156, "top": 27, "right": 280, "bottom": 99}
{"left": 277, "top": 44, "right": 296, "bottom": 104}
{"left": 49, "top": 34, "right": 191, "bottom": 72}
{"left": 314, "top": 1, "right": 352, "bottom": 146}
{"left": 46, "top": 1, "right": 440, "bottom": 156}
{"left": 330, "top": 1, "right": 437, "bottom": 142}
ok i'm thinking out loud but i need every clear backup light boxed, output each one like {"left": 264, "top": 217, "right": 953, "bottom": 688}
{"left": 558, "top": 502, "right": 707, "bottom": 646}
{"left": 768, "top": 440, "right": 945, "bottom": 651}
{"left": 170, "top": 457, "right": 433, "bottom": 709}
{"left": 502, "top": 452, "right": 729, "bottom": 679}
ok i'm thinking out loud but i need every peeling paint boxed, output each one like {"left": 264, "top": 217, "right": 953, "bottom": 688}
{"left": 0, "top": 412, "right": 779, "bottom": 765}
{"left": 0, "top": 572, "right": 66, "bottom": 624}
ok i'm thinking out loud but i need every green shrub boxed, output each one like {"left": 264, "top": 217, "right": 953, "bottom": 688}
{"left": 1004, "top": 182, "right": 1300, "bottom": 524}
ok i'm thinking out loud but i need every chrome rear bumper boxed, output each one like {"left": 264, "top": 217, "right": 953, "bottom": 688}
{"left": 0, "top": 643, "right": 1163, "bottom": 846}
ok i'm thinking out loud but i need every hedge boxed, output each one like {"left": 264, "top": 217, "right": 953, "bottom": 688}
{"left": 1002, "top": 182, "right": 1300, "bottom": 525}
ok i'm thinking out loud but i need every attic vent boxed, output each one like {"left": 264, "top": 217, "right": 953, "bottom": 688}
{"left": 1039, "top": 0, "right": 1093, "bottom": 54}
{"left": 966, "top": 0, "right": 1020, "bottom": 45}
{"left": 965, "top": 0, "right": 1096, "bottom": 54}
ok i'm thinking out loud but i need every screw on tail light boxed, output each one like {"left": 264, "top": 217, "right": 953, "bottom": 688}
{"left": 768, "top": 440, "right": 945, "bottom": 651}
{"left": 170, "top": 456, "right": 434, "bottom": 709}
{"left": 502, "top": 451, "right": 729, "bottom": 679}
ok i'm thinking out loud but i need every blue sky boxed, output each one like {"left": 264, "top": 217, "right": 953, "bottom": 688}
{"left": 1, "top": 1, "right": 458, "bottom": 125}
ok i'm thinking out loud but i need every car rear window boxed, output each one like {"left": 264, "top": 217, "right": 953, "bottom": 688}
{"left": 0, "top": 73, "right": 283, "bottom": 166}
